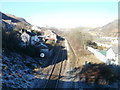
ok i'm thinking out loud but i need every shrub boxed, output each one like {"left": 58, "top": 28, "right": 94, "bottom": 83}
{"left": 80, "top": 63, "right": 120, "bottom": 85}
{"left": 2, "top": 30, "right": 20, "bottom": 50}
{"left": 86, "top": 40, "right": 98, "bottom": 49}
{"left": 19, "top": 45, "right": 40, "bottom": 57}
{"left": 2, "top": 29, "right": 40, "bottom": 57}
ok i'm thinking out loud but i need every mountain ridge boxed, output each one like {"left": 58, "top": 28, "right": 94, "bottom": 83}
{"left": 89, "top": 20, "right": 118, "bottom": 37}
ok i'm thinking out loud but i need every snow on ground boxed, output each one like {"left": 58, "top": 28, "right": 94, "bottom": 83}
{"left": 2, "top": 50, "right": 44, "bottom": 88}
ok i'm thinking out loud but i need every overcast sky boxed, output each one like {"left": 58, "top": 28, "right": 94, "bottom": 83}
{"left": 1, "top": 1, "right": 118, "bottom": 28}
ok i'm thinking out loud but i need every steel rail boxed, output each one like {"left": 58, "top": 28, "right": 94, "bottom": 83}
{"left": 43, "top": 42, "right": 63, "bottom": 89}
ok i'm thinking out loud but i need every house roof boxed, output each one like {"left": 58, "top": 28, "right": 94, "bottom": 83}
{"left": 21, "top": 29, "right": 36, "bottom": 36}
{"left": 26, "top": 32, "right": 36, "bottom": 36}
{"left": 26, "top": 31, "right": 36, "bottom": 36}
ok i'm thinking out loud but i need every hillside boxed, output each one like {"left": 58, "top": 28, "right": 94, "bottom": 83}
{"left": 89, "top": 20, "right": 118, "bottom": 37}
{"left": 2, "top": 50, "right": 44, "bottom": 88}
{"left": 0, "top": 11, "right": 31, "bottom": 30}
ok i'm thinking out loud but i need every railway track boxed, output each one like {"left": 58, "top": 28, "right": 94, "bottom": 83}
{"left": 35, "top": 39, "right": 76, "bottom": 89}
{"left": 43, "top": 41, "right": 65, "bottom": 89}
{"left": 55, "top": 50, "right": 64, "bottom": 89}
{"left": 33, "top": 44, "right": 62, "bottom": 88}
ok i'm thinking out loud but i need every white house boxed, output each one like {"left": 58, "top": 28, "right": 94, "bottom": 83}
{"left": 87, "top": 46, "right": 108, "bottom": 63}
{"left": 31, "top": 25, "right": 41, "bottom": 31}
{"left": 21, "top": 31, "right": 31, "bottom": 46}
{"left": 44, "top": 30, "right": 57, "bottom": 43}
{"left": 87, "top": 44, "right": 119, "bottom": 65}
{"left": 106, "top": 48, "right": 115, "bottom": 60}
{"left": 106, "top": 45, "right": 118, "bottom": 65}
{"left": 20, "top": 29, "right": 40, "bottom": 46}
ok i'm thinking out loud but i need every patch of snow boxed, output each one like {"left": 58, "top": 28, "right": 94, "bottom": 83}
{"left": 2, "top": 51, "right": 43, "bottom": 88}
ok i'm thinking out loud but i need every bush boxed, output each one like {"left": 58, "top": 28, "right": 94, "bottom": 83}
{"left": 2, "top": 30, "right": 20, "bottom": 50}
{"left": 80, "top": 63, "right": 120, "bottom": 85}
{"left": 86, "top": 40, "right": 98, "bottom": 49}
{"left": 2, "top": 29, "right": 40, "bottom": 57}
{"left": 19, "top": 45, "right": 40, "bottom": 57}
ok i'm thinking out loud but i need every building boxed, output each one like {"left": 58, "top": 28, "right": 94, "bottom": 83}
{"left": 20, "top": 29, "right": 40, "bottom": 46}
{"left": 106, "top": 45, "right": 119, "bottom": 65}
{"left": 43, "top": 29, "right": 57, "bottom": 43}
{"left": 31, "top": 25, "right": 41, "bottom": 31}
{"left": 20, "top": 30, "right": 31, "bottom": 46}
{"left": 87, "top": 44, "right": 119, "bottom": 65}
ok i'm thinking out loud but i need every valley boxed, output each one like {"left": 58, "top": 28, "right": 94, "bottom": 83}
{"left": 1, "top": 11, "right": 120, "bottom": 89}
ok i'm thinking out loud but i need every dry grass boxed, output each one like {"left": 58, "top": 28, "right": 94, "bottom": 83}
{"left": 79, "top": 63, "right": 120, "bottom": 85}
{"left": 76, "top": 54, "right": 102, "bottom": 67}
